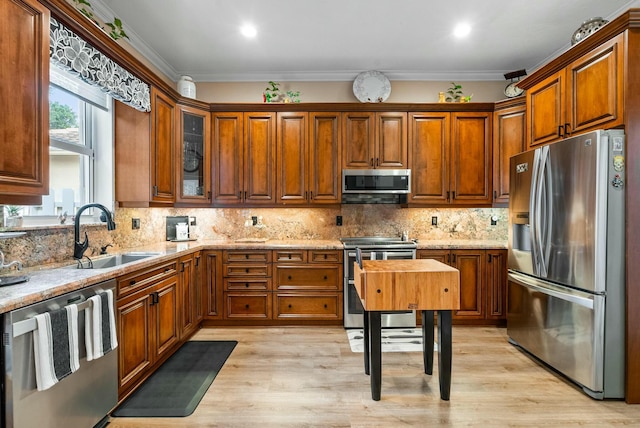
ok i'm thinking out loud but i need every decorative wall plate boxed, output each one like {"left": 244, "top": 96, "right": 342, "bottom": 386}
{"left": 353, "top": 71, "right": 391, "bottom": 102}
{"left": 571, "top": 17, "right": 609, "bottom": 45}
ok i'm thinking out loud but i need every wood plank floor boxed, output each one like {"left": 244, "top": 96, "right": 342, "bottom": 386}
{"left": 108, "top": 326, "right": 640, "bottom": 427}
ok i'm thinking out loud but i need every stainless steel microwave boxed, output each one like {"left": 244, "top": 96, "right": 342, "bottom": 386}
{"left": 342, "top": 169, "right": 411, "bottom": 194}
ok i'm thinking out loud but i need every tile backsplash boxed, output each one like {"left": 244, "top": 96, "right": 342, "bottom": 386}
{"left": 1, "top": 206, "right": 507, "bottom": 269}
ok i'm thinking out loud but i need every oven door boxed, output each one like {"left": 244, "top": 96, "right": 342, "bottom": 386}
{"left": 344, "top": 249, "right": 416, "bottom": 328}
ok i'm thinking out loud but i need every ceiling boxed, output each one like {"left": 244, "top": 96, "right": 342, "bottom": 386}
{"left": 95, "top": 0, "right": 639, "bottom": 83}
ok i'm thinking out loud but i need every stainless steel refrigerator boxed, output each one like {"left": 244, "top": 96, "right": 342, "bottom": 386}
{"left": 507, "top": 129, "right": 626, "bottom": 399}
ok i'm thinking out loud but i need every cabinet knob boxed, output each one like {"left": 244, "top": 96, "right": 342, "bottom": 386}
{"left": 246, "top": 268, "right": 250, "bottom": 273}
{"left": 288, "top": 275, "right": 292, "bottom": 280}
{"left": 324, "top": 254, "right": 327, "bottom": 259}
{"left": 130, "top": 280, "right": 136, "bottom": 286}
{"left": 377, "top": 289, "right": 381, "bottom": 294}
{"left": 245, "top": 304, "right": 249, "bottom": 309}
{"left": 245, "top": 254, "right": 249, "bottom": 259}
{"left": 288, "top": 304, "right": 292, "bottom": 308}
{"left": 288, "top": 254, "right": 291, "bottom": 259}
{"left": 444, "top": 288, "right": 449, "bottom": 293}
{"left": 245, "top": 283, "right": 249, "bottom": 287}
{"left": 323, "top": 275, "right": 327, "bottom": 280}
{"left": 324, "top": 304, "right": 328, "bottom": 309}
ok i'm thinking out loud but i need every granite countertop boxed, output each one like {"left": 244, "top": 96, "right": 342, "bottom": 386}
{"left": 0, "top": 238, "right": 506, "bottom": 314}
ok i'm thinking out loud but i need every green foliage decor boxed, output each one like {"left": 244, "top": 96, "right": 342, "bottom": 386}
{"left": 50, "top": 101, "right": 78, "bottom": 129}
{"left": 71, "top": 0, "right": 129, "bottom": 41}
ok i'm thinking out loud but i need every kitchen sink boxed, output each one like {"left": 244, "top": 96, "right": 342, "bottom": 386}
{"left": 65, "top": 252, "right": 161, "bottom": 269}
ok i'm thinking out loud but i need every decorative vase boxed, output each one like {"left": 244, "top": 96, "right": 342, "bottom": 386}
{"left": 438, "top": 92, "right": 446, "bottom": 103}
{"left": 5, "top": 216, "right": 23, "bottom": 228}
{"left": 177, "top": 75, "right": 196, "bottom": 99}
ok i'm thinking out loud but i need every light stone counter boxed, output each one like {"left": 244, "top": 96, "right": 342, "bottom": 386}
{"left": 0, "top": 238, "right": 506, "bottom": 314}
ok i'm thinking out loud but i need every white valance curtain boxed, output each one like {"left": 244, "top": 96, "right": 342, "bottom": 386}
{"left": 49, "top": 17, "right": 151, "bottom": 112}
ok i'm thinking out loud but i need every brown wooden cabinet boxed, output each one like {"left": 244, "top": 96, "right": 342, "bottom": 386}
{"left": 277, "top": 112, "right": 341, "bottom": 205}
{"left": 418, "top": 248, "right": 508, "bottom": 324}
{"left": 493, "top": 99, "right": 526, "bottom": 204}
{"left": 408, "top": 112, "right": 492, "bottom": 205}
{"left": 486, "top": 249, "right": 508, "bottom": 320}
{"left": 273, "top": 250, "right": 343, "bottom": 321}
{"left": 222, "top": 250, "right": 273, "bottom": 319}
{"left": 176, "top": 105, "right": 211, "bottom": 204}
{"left": 203, "top": 250, "right": 223, "bottom": 319}
{"left": 527, "top": 33, "right": 624, "bottom": 148}
{"left": 0, "top": 0, "right": 49, "bottom": 202}
{"left": 342, "top": 112, "right": 407, "bottom": 169}
{"left": 116, "top": 260, "right": 179, "bottom": 398}
{"left": 178, "top": 252, "right": 199, "bottom": 339}
{"left": 150, "top": 87, "right": 176, "bottom": 204}
{"left": 212, "top": 112, "right": 276, "bottom": 205}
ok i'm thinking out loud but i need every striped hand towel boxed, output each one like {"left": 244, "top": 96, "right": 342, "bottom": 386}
{"left": 33, "top": 304, "right": 80, "bottom": 391}
{"left": 85, "top": 289, "right": 118, "bottom": 361}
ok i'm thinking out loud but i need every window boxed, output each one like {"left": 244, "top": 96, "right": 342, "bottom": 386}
{"left": 18, "top": 67, "right": 114, "bottom": 225}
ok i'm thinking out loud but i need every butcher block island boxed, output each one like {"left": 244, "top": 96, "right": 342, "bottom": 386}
{"left": 353, "top": 259, "right": 460, "bottom": 311}
{"left": 354, "top": 258, "right": 460, "bottom": 401}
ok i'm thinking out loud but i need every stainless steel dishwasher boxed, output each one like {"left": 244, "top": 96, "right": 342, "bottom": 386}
{"left": 2, "top": 279, "right": 118, "bottom": 428}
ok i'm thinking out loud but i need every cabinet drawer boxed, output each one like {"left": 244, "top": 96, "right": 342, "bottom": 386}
{"left": 274, "top": 250, "right": 306, "bottom": 263}
{"left": 274, "top": 293, "right": 342, "bottom": 319}
{"left": 117, "top": 260, "right": 178, "bottom": 298}
{"left": 223, "top": 250, "right": 271, "bottom": 263}
{"left": 224, "top": 278, "right": 271, "bottom": 291}
{"left": 224, "top": 293, "right": 271, "bottom": 318}
{"left": 275, "top": 266, "right": 341, "bottom": 291}
{"left": 309, "top": 250, "right": 342, "bottom": 264}
{"left": 224, "top": 263, "right": 272, "bottom": 277}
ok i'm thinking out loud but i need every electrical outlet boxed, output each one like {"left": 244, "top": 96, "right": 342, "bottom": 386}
{"left": 252, "top": 216, "right": 258, "bottom": 226}
{"left": 189, "top": 216, "right": 197, "bottom": 226}
{"left": 336, "top": 215, "right": 342, "bottom": 226}
{"left": 431, "top": 216, "right": 438, "bottom": 226}
{"left": 491, "top": 215, "right": 498, "bottom": 226}
{"left": 132, "top": 218, "right": 141, "bottom": 229}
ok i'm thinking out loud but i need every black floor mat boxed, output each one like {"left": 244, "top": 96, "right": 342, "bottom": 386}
{"left": 112, "top": 340, "right": 237, "bottom": 417}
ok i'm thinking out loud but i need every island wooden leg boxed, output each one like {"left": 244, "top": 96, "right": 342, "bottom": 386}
{"left": 363, "top": 309, "right": 370, "bottom": 375}
{"left": 422, "top": 310, "right": 434, "bottom": 375}
{"left": 437, "top": 310, "right": 453, "bottom": 401}
{"left": 369, "top": 311, "right": 382, "bottom": 401}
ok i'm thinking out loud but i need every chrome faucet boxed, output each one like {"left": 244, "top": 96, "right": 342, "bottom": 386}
{"left": 0, "top": 250, "right": 22, "bottom": 271}
{"left": 73, "top": 203, "right": 116, "bottom": 260}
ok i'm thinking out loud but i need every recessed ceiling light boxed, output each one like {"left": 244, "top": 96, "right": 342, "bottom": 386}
{"left": 453, "top": 22, "right": 471, "bottom": 38}
{"left": 240, "top": 23, "right": 257, "bottom": 38}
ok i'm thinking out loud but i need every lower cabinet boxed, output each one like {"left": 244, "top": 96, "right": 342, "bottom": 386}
{"left": 220, "top": 249, "right": 343, "bottom": 322}
{"left": 116, "top": 260, "right": 180, "bottom": 398}
{"left": 178, "top": 252, "right": 200, "bottom": 339}
{"left": 417, "top": 248, "right": 506, "bottom": 324}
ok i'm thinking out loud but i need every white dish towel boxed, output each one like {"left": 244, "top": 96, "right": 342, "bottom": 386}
{"left": 33, "top": 304, "right": 80, "bottom": 391}
{"left": 85, "top": 289, "right": 118, "bottom": 361}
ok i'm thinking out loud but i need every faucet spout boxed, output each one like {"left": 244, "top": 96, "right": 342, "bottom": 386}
{"left": 0, "top": 250, "right": 22, "bottom": 271}
{"left": 73, "top": 203, "right": 116, "bottom": 260}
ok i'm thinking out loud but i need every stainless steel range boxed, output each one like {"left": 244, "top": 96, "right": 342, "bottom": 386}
{"left": 341, "top": 236, "right": 417, "bottom": 328}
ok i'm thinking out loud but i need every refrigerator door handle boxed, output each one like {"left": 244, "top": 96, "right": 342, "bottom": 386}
{"left": 539, "top": 146, "right": 552, "bottom": 277}
{"left": 508, "top": 272, "right": 594, "bottom": 309}
{"left": 530, "top": 149, "right": 542, "bottom": 276}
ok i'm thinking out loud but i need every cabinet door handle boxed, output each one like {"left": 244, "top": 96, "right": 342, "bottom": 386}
{"left": 244, "top": 191, "right": 247, "bottom": 199}
{"left": 152, "top": 185, "right": 158, "bottom": 196}
{"left": 564, "top": 123, "right": 571, "bottom": 136}
{"left": 558, "top": 125, "right": 564, "bottom": 138}
{"left": 493, "top": 190, "right": 497, "bottom": 200}
{"left": 452, "top": 253, "right": 456, "bottom": 263}
{"left": 370, "top": 158, "right": 374, "bottom": 167}
{"left": 446, "top": 191, "right": 450, "bottom": 202}
{"left": 309, "top": 191, "right": 313, "bottom": 200}
{"left": 452, "top": 191, "right": 455, "bottom": 200}
{"left": 488, "top": 254, "right": 492, "bottom": 262}
{"left": 376, "top": 157, "right": 379, "bottom": 167}
{"left": 207, "top": 191, "right": 212, "bottom": 199}
{"left": 195, "top": 256, "right": 200, "bottom": 267}
{"left": 181, "top": 262, "right": 185, "bottom": 272}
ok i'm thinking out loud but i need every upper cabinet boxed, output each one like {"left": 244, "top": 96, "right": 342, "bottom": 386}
{"left": 0, "top": 0, "right": 49, "bottom": 201}
{"left": 493, "top": 99, "right": 526, "bottom": 205}
{"left": 342, "top": 112, "right": 407, "bottom": 169}
{"left": 176, "top": 104, "right": 211, "bottom": 205}
{"left": 150, "top": 88, "right": 176, "bottom": 204}
{"left": 212, "top": 112, "right": 276, "bottom": 205}
{"left": 526, "top": 33, "right": 624, "bottom": 148}
{"left": 408, "top": 112, "right": 492, "bottom": 205}
{"left": 277, "top": 112, "right": 341, "bottom": 205}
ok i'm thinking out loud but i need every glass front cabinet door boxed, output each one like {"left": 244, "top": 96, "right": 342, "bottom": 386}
{"left": 177, "top": 105, "right": 211, "bottom": 204}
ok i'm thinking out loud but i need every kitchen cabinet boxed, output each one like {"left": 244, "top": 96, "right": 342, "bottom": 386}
{"left": 178, "top": 252, "right": 199, "bottom": 339}
{"left": 342, "top": 112, "right": 407, "bottom": 169}
{"left": 526, "top": 33, "right": 624, "bottom": 148}
{"left": 486, "top": 249, "right": 507, "bottom": 320}
{"left": 203, "top": 250, "right": 223, "bottom": 319}
{"left": 222, "top": 250, "right": 273, "bottom": 319}
{"left": 493, "top": 99, "right": 526, "bottom": 204}
{"left": 277, "top": 112, "right": 341, "bottom": 205}
{"left": 176, "top": 105, "right": 211, "bottom": 204}
{"left": 194, "top": 252, "right": 205, "bottom": 323}
{"left": 116, "top": 260, "right": 180, "bottom": 398}
{"left": 273, "top": 250, "right": 343, "bottom": 321}
{"left": 0, "top": 0, "right": 49, "bottom": 202}
{"left": 150, "top": 87, "right": 176, "bottom": 204}
{"left": 408, "top": 112, "right": 492, "bottom": 205}
{"left": 417, "top": 249, "right": 490, "bottom": 323}
{"left": 212, "top": 112, "right": 276, "bottom": 205}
